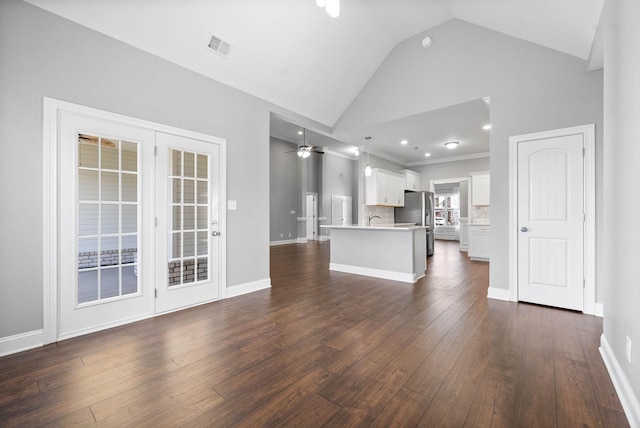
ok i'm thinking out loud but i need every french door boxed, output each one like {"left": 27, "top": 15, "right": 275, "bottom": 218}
{"left": 155, "top": 132, "right": 221, "bottom": 313}
{"left": 52, "top": 101, "right": 225, "bottom": 341}
{"left": 58, "top": 112, "right": 156, "bottom": 339}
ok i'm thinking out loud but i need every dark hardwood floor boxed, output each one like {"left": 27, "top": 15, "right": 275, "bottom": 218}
{"left": 0, "top": 240, "right": 629, "bottom": 427}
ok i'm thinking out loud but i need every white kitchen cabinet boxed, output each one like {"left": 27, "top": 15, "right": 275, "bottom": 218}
{"left": 365, "top": 168, "right": 405, "bottom": 206}
{"left": 470, "top": 172, "right": 490, "bottom": 206}
{"left": 468, "top": 224, "right": 490, "bottom": 261}
{"left": 402, "top": 170, "right": 421, "bottom": 191}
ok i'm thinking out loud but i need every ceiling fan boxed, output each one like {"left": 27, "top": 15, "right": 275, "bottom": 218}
{"left": 286, "top": 128, "right": 324, "bottom": 158}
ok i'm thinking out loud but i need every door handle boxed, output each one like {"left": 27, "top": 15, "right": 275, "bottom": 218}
{"left": 212, "top": 231, "right": 221, "bottom": 236}
{"left": 520, "top": 227, "right": 528, "bottom": 232}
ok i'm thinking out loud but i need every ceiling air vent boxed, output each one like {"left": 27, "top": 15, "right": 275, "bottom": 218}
{"left": 207, "top": 34, "right": 231, "bottom": 58}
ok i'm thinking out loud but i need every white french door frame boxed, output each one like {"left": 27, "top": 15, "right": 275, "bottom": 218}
{"left": 508, "top": 124, "right": 595, "bottom": 315}
{"left": 42, "top": 98, "right": 227, "bottom": 344}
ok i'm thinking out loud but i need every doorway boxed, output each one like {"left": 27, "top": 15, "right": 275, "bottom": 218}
{"left": 44, "top": 99, "right": 227, "bottom": 343}
{"left": 306, "top": 193, "right": 318, "bottom": 241}
{"left": 508, "top": 124, "right": 595, "bottom": 313}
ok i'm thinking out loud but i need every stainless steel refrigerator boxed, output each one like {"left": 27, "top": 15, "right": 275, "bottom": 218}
{"left": 394, "top": 191, "right": 435, "bottom": 256}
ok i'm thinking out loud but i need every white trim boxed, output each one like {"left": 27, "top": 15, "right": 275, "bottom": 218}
{"left": 43, "top": 97, "right": 228, "bottom": 342}
{"left": 43, "top": 98, "right": 58, "bottom": 345}
{"left": 296, "top": 237, "right": 308, "bottom": 244}
{"left": 595, "top": 302, "right": 604, "bottom": 317}
{"left": 226, "top": 278, "right": 271, "bottom": 298}
{"left": 600, "top": 335, "right": 639, "bottom": 428}
{"left": 297, "top": 217, "right": 307, "bottom": 221}
{"left": 0, "top": 330, "right": 44, "bottom": 358}
{"left": 329, "top": 263, "right": 421, "bottom": 283}
{"left": 57, "top": 312, "right": 155, "bottom": 342}
{"left": 318, "top": 235, "right": 329, "bottom": 241}
{"left": 270, "top": 239, "right": 298, "bottom": 246}
{"left": 487, "top": 287, "right": 512, "bottom": 301}
{"left": 407, "top": 152, "right": 491, "bottom": 167}
{"left": 508, "top": 124, "right": 596, "bottom": 313}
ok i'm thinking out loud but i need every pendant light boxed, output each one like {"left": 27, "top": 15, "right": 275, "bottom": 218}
{"left": 364, "top": 136, "right": 372, "bottom": 176}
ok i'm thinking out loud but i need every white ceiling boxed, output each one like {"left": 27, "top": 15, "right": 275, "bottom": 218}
{"left": 26, "top": 0, "right": 604, "bottom": 164}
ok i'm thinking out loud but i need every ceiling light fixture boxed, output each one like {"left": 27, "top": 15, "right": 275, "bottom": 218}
{"left": 401, "top": 139, "right": 408, "bottom": 145}
{"left": 424, "top": 153, "right": 431, "bottom": 157}
{"left": 422, "top": 36, "right": 432, "bottom": 48}
{"left": 483, "top": 124, "right": 491, "bottom": 130}
{"left": 297, "top": 146, "right": 311, "bottom": 159}
{"left": 364, "top": 136, "right": 372, "bottom": 176}
{"left": 297, "top": 129, "right": 312, "bottom": 159}
{"left": 354, "top": 147, "right": 360, "bottom": 156}
{"left": 445, "top": 141, "right": 459, "bottom": 150}
{"left": 316, "top": 0, "right": 340, "bottom": 18}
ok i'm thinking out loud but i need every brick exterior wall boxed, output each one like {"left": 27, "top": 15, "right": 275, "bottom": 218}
{"left": 168, "top": 258, "right": 208, "bottom": 286}
{"left": 78, "top": 248, "right": 137, "bottom": 269}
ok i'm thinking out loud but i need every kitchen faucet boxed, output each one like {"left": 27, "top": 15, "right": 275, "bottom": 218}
{"left": 368, "top": 215, "right": 381, "bottom": 226}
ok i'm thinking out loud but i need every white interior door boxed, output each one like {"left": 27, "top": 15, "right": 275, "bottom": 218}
{"left": 58, "top": 112, "right": 155, "bottom": 339}
{"left": 517, "top": 133, "right": 584, "bottom": 310}
{"left": 306, "top": 194, "right": 317, "bottom": 240}
{"left": 155, "top": 132, "right": 222, "bottom": 313}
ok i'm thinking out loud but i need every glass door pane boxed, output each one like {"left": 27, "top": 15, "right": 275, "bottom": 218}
{"left": 167, "top": 149, "right": 209, "bottom": 287}
{"left": 77, "top": 134, "right": 139, "bottom": 304}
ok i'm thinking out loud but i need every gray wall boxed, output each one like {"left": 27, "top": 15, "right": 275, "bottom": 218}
{"left": 337, "top": 19, "right": 603, "bottom": 295}
{"left": 0, "top": 0, "right": 295, "bottom": 338}
{"left": 603, "top": 0, "right": 640, "bottom": 405}
{"left": 269, "top": 138, "right": 299, "bottom": 242}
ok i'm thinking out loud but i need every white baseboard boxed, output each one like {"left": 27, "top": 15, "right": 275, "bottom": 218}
{"left": 600, "top": 335, "right": 639, "bottom": 428}
{"left": 595, "top": 302, "right": 604, "bottom": 317}
{"left": 269, "top": 239, "right": 298, "bottom": 246}
{"left": 329, "top": 263, "right": 417, "bottom": 283}
{"left": 296, "top": 238, "right": 308, "bottom": 244}
{"left": 487, "top": 287, "right": 511, "bottom": 301}
{"left": 318, "top": 236, "right": 329, "bottom": 241}
{"left": 0, "top": 329, "right": 44, "bottom": 357}
{"left": 226, "top": 278, "right": 271, "bottom": 299}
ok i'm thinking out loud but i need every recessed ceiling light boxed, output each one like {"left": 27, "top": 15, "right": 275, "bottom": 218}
{"left": 483, "top": 124, "right": 491, "bottom": 130}
{"left": 354, "top": 147, "right": 360, "bottom": 156}
{"left": 401, "top": 139, "right": 408, "bottom": 145}
{"left": 297, "top": 131, "right": 303, "bottom": 135}
{"left": 422, "top": 36, "right": 432, "bottom": 48}
{"left": 424, "top": 153, "right": 431, "bottom": 157}
{"left": 445, "top": 141, "right": 459, "bottom": 150}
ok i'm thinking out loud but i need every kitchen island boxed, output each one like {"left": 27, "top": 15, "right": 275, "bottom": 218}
{"left": 320, "top": 224, "right": 428, "bottom": 283}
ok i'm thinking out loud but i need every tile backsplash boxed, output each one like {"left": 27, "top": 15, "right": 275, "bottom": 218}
{"left": 471, "top": 205, "right": 491, "bottom": 224}
{"left": 362, "top": 205, "right": 394, "bottom": 225}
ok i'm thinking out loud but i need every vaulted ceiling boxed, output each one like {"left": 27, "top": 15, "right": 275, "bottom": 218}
{"left": 25, "top": 0, "right": 604, "bottom": 128}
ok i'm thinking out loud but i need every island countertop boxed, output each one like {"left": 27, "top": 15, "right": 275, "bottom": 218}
{"left": 321, "top": 223, "right": 429, "bottom": 231}
{"left": 321, "top": 224, "right": 427, "bottom": 283}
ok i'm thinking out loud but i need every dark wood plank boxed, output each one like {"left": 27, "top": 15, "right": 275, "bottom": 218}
{"left": 554, "top": 355, "right": 604, "bottom": 427}
{"left": 0, "top": 240, "right": 628, "bottom": 427}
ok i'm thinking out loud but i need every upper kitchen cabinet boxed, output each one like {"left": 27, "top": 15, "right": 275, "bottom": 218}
{"left": 366, "top": 168, "right": 405, "bottom": 207}
{"left": 470, "top": 172, "right": 490, "bottom": 206}
{"left": 401, "top": 170, "right": 421, "bottom": 191}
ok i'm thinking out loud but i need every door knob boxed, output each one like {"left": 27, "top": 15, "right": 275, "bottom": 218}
{"left": 520, "top": 227, "right": 528, "bottom": 232}
{"left": 212, "top": 231, "right": 221, "bottom": 236}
